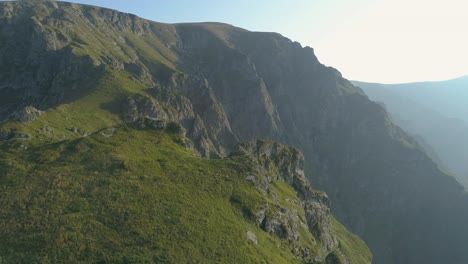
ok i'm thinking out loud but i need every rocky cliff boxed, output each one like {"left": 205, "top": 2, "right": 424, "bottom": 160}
{"left": 0, "top": 1, "right": 467, "bottom": 263}
{"left": 232, "top": 139, "right": 371, "bottom": 263}
{"left": 235, "top": 140, "right": 338, "bottom": 255}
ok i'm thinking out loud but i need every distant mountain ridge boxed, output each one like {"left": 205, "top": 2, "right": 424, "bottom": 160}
{"left": 354, "top": 78, "right": 468, "bottom": 187}
{"left": 354, "top": 76, "right": 468, "bottom": 122}
{"left": 1, "top": 1, "right": 468, "bottom": 263}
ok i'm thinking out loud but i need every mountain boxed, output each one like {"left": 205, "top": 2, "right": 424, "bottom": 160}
{"left": 355, "top": 76, "right": 468, "bottom": 123}
{"left": 0, "top": 1, "right": 371, "bottom": 263}
{"left": 354, "top": 79, "right": 468, "bottom": 187}
{"left": 1, "top": 1, "right": 468, "bottom": 263}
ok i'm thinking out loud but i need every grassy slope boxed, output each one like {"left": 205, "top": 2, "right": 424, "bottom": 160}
{"left": 0, "top": 126, "right": 296, "bottom": 263}
{"left": 331, "top": 217, "right": 372, "bottom": 264}
{"left": 0, "top": 67, "right": 372, "bottom": 262}
{"left": 0, "top": 69, "right": 145, "bottom": 146}
{"left": 0, "top": 124, "right": 371, "bottom": 263}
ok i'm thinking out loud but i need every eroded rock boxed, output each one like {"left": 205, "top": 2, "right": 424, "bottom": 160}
{"left": 234, "top": 139, "right": 339, "bottom": 262}
{"left": 9, "top": 106, "right": 42, "bottom": 123}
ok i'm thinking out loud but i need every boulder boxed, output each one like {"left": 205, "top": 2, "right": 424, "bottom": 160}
{"left": 9, "top": 106, "right": 42, "bottom": 123}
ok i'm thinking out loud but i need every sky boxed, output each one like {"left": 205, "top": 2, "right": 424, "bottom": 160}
{"left": 8, "top": 0, "right": 468, "bottom": 83}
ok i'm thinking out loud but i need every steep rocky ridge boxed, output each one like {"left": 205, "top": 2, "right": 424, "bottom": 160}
{"left": 235, "top": 140, "right": 338, "bottom": 253}
{"left": 232, "top": 139, "right": 371, "bottom": 263}
{"left": 172, "top": 23, "right": 468, "bottom": 263}
{"left": 0, "top": 1, "right": 467, "bottom": 263}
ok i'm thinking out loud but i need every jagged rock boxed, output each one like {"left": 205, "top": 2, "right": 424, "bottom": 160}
{"left": 124, "top": 62, "right": 154, "bottom": 86}
{"left": 122, "top": 96, "right": 168, "bottom": 123}
{"left": 102, "top": 56, "right": 124, "bottom": 71}
{"left": 237, "top": 139, "right": 339, "bottom": 262}
{"left": 130, "top": 117, "right": 166, "bottom": 129}
{"left": 255, "top": 204, "right": 268, "bottom": 226}
{"left": 9, "top": 106, "right": 42, "bottom": 123}
{"left": 155, "top": 74, "right": 239, "bottom": 157}
{"left": 260, "top": 205, "right": 301, "bottom": 241}
{"left": 123, "top": 98, "right": 139, "bottom": 123}
{"left": 304, "top": 196, "right": 337, "bottom": 252}
{"left": 234, "top": 139, "right": 313, "bottom": 198}
{"left": 165, "top": 122, "right": 186, "bottom": 135}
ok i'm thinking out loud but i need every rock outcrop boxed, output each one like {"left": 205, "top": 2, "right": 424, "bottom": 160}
{"left": 9, "top": 106, "right": 42, "bottom": 123}
{"left": 234, "top": 140, "right": 339, "bottom": 262}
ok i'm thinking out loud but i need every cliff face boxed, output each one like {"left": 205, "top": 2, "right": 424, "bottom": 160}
{"left": 0, "top": 1, "right": 101, "bottom": 119}
{"left": 235, "top": 140, "right": 338, "bottom": 254}
{"left": 171, "top": 22, "right": 468, "bottom": 264}
{"left": 0, "top": 1, "right": 467, "bottom": 263}
{"left": 232, "top": 139, "right": 371, "bottom": 263}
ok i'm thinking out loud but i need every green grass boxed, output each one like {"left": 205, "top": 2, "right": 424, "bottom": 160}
{"left": 331, "top": 217, "right": 373, "bottom": 264}
{"left": 0, "top": 125, "right": 372, "bottom": 263}
{"left": 0, "top": 69, "right": 153, "bottom": 147}
{"left": 0, "top": 127, "right": 307, "bottom": 263}
{"left": 123, "top": 33, "right": 177, "bottom": 69}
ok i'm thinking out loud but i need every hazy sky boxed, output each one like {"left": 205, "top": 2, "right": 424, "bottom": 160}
{"left": 13, "top": 0, "right": 468, "bottom": 83}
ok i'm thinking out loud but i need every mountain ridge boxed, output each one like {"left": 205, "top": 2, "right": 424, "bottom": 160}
{"left": 0, "top": 1, "right": 371, "bottom": 263}
{"left": 354, "top": 78, "right": 468, "bottom": 187}
{"left": 1, "top": 1, "right": 468, "bottom": 263}
{"left": 353, "top": 74, "right": 468, "bottom": 85}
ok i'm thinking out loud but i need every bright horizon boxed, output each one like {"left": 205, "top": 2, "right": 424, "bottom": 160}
{"left": 8, "top": 0, "right": 468, "bottom": 84}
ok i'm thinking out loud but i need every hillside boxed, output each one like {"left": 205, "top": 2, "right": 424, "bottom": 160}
{"left": 354, "top": 79, "right": 468, "bottom": 187}
{"left": 1, "top": 1, "right": 468, "bottom": 263}
{"left": 0, "top": 1, "right": 371, "bottom": 263}
{"left": 0, "top": 124, "right": 371, "bottom": 263}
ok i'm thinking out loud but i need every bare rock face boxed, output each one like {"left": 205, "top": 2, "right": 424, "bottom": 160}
{"left": 119, "top": 74, "right": 239, "bottom": 158}
{"left": 234, "top": 139, "right": 339, "bottom": 261}
{"left": 170, "top": 24, "right": 468, "bottom": 264}
{"left": 122, "top": 96, "right": 168, "bottom": 123}
{"left": 258, "top": 203, "right": 301, "bottom": 241}
{"left": 304, "top": 196, "right": 337, "bottom": 252}
{"left": 234, "top": 139, "right": 306, "bottom": 187}
{"left": 9, "top": 106, "right": 42, "bottom": 123}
